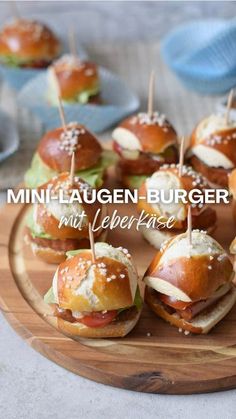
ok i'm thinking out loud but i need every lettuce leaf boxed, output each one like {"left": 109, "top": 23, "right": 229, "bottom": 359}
{"left": 26, "top": 206, "right": 53, "bottom": 239}
{"left": 125, "top": 174, "right": 148, "bottom": 189}
{"left": 44, "top": 287, "right": 57, "bottom": 304}
{"left": 24, "top": 150, "right": 117, "bottom": 189}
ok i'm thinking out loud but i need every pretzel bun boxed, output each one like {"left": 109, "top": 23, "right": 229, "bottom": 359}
{"left": 143, "top": 230, "right": 233, "bottom": 303}
{"left": 0, "top": 19, "right": 60, "bottom": 65}
{"left": 38, "top": 123, "right": 102, "bottom": 172}
{"left": 48, "top": 55, "right": 100, "bottom": 102}
{"left": 53, "top": 243, "right": 138, "bottom": 312}
{"left": 189, "top": 114, "right": 236, "bottom": 186}
{"left": 35, "top": 172, "right": 105, "bottom": 240}
{"left": 138, "top": 165, "right": 216, "bottom": 231}
{"left": 145, "top": 285, "right": 236, "bottom": 334}
{"left": 56, "top": 307, "right": 141, "bottom": 338}
{"left": 112, "top": 112, "right": 178, "bottom": 155}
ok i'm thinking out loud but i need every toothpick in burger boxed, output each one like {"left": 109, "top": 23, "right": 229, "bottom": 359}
{"left": 25, "top": 121, "right": 116, "bottom": 189}
{"left": 44, "top": 242, "right": 142, "bottom": 337}
{"left": 25, "top": 170, "right": 107, "bottom": 264}
{"left": 188, "top": 90, "right": 236, "bottom": 187}
{"left": 112, "top": 72, "right": 178, "bottom": 189}
{"left": 143, "top": 224, "right": 236, "bottom": 334}
{"left": 138, "top": 144, "right": 217, "bottom": 249}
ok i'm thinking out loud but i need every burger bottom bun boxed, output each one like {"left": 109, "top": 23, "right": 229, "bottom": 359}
{"left": 139, "top": 223, "right": 216, "bottom": 250}
{"left": 57, "top": 307, "right": 141, "bottom": 338}
{"left": 30, "top": 229, "right": 108, "bottom": 264}
{"left": 145, "top": 286, "right": 236, "bottom": 334}
{"left": 190, "top": 155, "right": 231, "bottom": 188}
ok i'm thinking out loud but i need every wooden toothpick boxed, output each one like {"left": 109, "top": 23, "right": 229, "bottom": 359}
{"left": 68, "top": 27, "right": 78, "bottom": 60}
{"left": 178, "top": 136, "right": 185, "bottom": 177}
{"left": 89, "top": 223, "right": 96, "bottom": 264}
{"left": 69, "top": 152, "right": 75, "bottom": 186}
{"left": 147, "top": 70, "right": 155, "bottom": 117}
{"left": 225, "top": 89, "right": 234, "bottom": 125}
{"left": 187, "top": 205, "right": 192, "bottom": 247}
{"left": 10, "top": 1, "right": 20, "bottom": 19}
{"left": 58, "top": 96, "right": 67, "bottom": 133}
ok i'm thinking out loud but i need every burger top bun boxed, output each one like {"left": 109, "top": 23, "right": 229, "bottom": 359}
{"left": 112, "top": 112, "right": 178, "bottom": 155}
{"left": 138, "top": 164, "right": 209, "bottom": 228}
{"left": 35, "top": 172, "right": 105, "bottom": 240}
{"left": 48, "top": 55, "right": 99, "bottom": 101}
{"left": 53, "top": 243, "right": 138, "bottom": 312}
{"left": 38, "top": 122, "right": 102, "bottom": 172}
{"left": 144, "top": 230, "right": 233, "bottom": 303}
{"left": 190, "top": 114, "right": 236, "bottom": 170}
{"left": 0, "top": 19, "right": 60, "bottom": 63}
{"left": 228, "top": 168, "right": 236, "bottom": 199}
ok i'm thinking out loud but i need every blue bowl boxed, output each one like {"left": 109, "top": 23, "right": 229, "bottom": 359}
{"left": 17, "top": 67, "right": 140, "bottom": 133}
{"left": 161, "top": 19, "right": 236, "bottom": 94}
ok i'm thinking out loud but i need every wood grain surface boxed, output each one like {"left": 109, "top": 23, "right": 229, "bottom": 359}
{"left": 1, "top": 184, "right": 236, "bottom": 394}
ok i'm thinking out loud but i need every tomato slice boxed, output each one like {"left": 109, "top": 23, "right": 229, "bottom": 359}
{"left": 79, "top": 310, "right": 117, "bottom": 328}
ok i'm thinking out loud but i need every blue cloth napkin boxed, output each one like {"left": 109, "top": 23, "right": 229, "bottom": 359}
{"left": 161, "top": 19, "right": 236, "bottom": 95}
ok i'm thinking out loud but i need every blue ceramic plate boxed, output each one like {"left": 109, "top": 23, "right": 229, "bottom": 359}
{"left": 17, "top": 67, "right": 140, "bottom": 133}
{"left": 161, "top": 19, "right": 236, "bottom": 94}
{"left": 0, "top": 110, "right": 19, "bottom": 162}
{"left": 0, "top": 43, "right": 87, "bottom": 91}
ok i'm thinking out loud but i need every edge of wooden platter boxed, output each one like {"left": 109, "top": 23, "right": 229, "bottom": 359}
{"left": 1, "top": 199, "right": 236, "bottom": 394}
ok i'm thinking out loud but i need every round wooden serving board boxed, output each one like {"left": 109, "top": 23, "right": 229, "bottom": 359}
{"left": 1, "top": 184, "right": 236, "bottom": 394}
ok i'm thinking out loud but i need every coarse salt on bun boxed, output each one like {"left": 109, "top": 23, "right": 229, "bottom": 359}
{"left": 112, "top": 112, "right": 178, "bottom": 155}
{"left": 48, "top": 54, "right": 100, "bottom": 103}
{"left": 144, "top": 230, "right": 233, "bottom": 303}
{"left": 137, "top": 164, "right": 217, "bottom": 249}
{"left": 143, "top": 230, "right": 235, "bottom": 334}
{"left": 189, "top": 114, "right": 236, "bottom": 187}
{"left": 38, "top": 122, "right": 102, "bottom": 172}
{"left": 0, "top": 19, "right": 60, "bottom": 65}
{"left": 49, "top": 242, "right": 141, "bottom": 338}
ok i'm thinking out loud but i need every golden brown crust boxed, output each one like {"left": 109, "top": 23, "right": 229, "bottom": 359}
{"left": 190, "top": 155, "right": 230, "bottom": 187}
{"left": 119, "top": 114, "right": 178, "bottom": 154}
{"left": 0, "top": 19, "right": 60, "bottom": 63}
{"left": 228, "top": 168, "right": 236, "bottom": 199}
{"left": 36, "top": 172, "right": 104, "bottom": 240}
{"left": 57, "top": 252, "right": 134, "bottom": 312}
{"left": 56, "top": 306, "right": 141, "bottom": 338}
{"left": 190, "top": 125, "right": 236, "bottom": 166}
{"left": 145, "top": 235, "right": 233, "bottom": 302}
{"left": 51, "top": 59, "right": 99, "bottom": 101}
{"left": 38, "top": 124, "right": 102, "bottom": 172}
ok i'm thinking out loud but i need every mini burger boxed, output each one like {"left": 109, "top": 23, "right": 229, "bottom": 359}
{"left": 112, "top": 112, "right": 178, "bottom": 189}
{"left": 25, "top": 172, "right": 106, "bottom": 264}
{"left": 138, "top": 164, "right": 217, "bottom": 249}
{"left": 47, "top": 54, "right": 101, "bottom": 105}
{"left": 188, "top": 113, "right": 236, "bottom": 187}
{"left": 229, "top": 168, "right": 236, "bottom": 267}
{"left": 25, "top": 122, "right": 116, "bottom": 189}
{"left": 44, "top": 242, "right": 142, "bottom": 338}
{"left": 0, "top": 18, "right": 60, "bottom": 68}
{"left": 143, "top": 230, "right": 236, "bottom": 334}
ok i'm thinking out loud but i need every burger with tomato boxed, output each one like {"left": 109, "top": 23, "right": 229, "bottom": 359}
{"left": 25, "top": 121, "right": 116, "bottom": 189}
{"left": 0, "top": 18, "right": 60, "bottom": 68}
{"left": 138, "top": 164, "right": 217, "bottom": 249}
{"left": 26, "top": 172, "right": 107, "bottom": 264}
{"left": 112, "top": 111, "right": 178, "bottom": 189}
{"left": 188, "top": 113, "right": 236, "bottom": 187}
{"left": 44, "top": 242, "right": 142, "bottom": 337}
{"left": 47, "top": 54, "right": 101, "bottom": 105}
{"left": 143, "top": 230, "right": 236, "bottom": 334}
